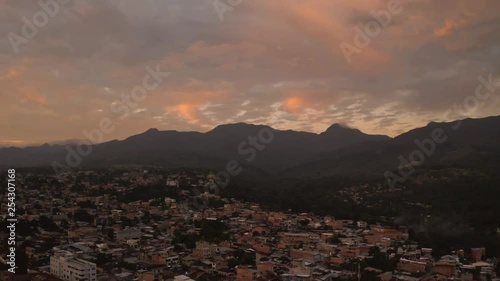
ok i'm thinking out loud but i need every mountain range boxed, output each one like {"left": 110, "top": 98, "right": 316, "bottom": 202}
{"left": 1, "top": 115, "right": 500, "bottom": 180}
{"left": 5, "top": 116, "right": 499, "bottom": 257}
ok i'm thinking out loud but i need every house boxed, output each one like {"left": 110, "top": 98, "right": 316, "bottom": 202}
{"left": 173, "top": 275, "right": 195, "bottom": 281}
{"left": 396, "top": 258, "right": 430, "bottom": 275}
{"left": 433, "top": 260, "right": 457, "bottom": 277}
{"left": 257, "top": 262, "right": 276, "bottom": 274}
{"left": 236, "top": 267, "right": 257, "bottom": 281}
{"left": 114, "top": 228, "right": 142, "bottom": 242}
{"left": 470, "top": 248, "right": 485, "bottom": 262}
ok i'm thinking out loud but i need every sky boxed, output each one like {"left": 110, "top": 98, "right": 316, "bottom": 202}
{"left": 1, "top": 0, "right": 500, "bottom": 146}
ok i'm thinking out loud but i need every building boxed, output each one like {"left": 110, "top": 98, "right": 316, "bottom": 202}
{"left": 138, "top": 269, "right": 164, "bottom": 281}
{"left": 396, "top": 258, "right": 429, "bottom": 275}
{"left": 236, "top": 267, "right": 257, "bottom": 281}
{"left": 115, "top": 228, "right": 142, "bottom": 241}
{"left": 281, "top": 232, "right": 320, "bottom": 244}
{"left": 433, "top": 260, "right": 457, "bottom": 277}
{"left": 470, "top": 248, "right": 485, "bottom": 262}
{"left": 173, "top": 275, "right": 195, "bottom": 281}
{"left": 166, "top": 179, "right": 179, "bottom": 187}
{"left": 257, "top": 262, "right": 276, "bottom": 275}
{"left": 193, "top": 241, "right": 213, "bottom": 259}
{"left": 50, "top": 251, "right": 97, "bottom": 281}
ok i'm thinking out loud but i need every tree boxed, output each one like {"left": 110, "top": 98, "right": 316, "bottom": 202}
{"left": 366, "top": 247, "right": 396, "bottom": 271}
{"left": 142, "top": 211, "right": 151, "bottom": 224}
{"left": 73, "top": 209, "right": 94, "bottom": 224}
{"left": 327, "top": 235, "right": 341, "bottom": 245}
{"left": 299, "top": 219, "right": 310, "bottom": 227}
{"left": 60, "top": 219, "right": 69, "bottom": 229}
{"left": 107, "top": 228, "right": 115, "bottom": 241}
{"left": 15, "top": 248, "right": 29, "bottom": 274}
{"left": 200, "top": 219, "right": 229, "bottom": 242}
{"left": 95, "top": 253, "right": 112, "bottom": 267}
{"left": 38, "top": 215, "right": 60, "bottom": 232}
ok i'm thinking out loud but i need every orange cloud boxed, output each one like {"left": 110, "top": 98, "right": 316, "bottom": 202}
{"left": 434, "top": 19, "right": 467, "bottom": 37}
{"left": 285, "top": 97, "right": 305, "bottom": 113}
{"left": 0, "top": 67, "right": 25, "bottom": 81}
{"left": 0, "top": 140, "right": 27, "bottom": 146}
{"left": 19, "top": 89, "right": 47, "bottom": 105}
{"left": 175, "top": 103, "right": 198, "bottom": 123}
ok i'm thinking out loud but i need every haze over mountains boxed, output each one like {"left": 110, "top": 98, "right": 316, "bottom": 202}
{"left": 1, "top": 116, "right": 499, "bottom": 179}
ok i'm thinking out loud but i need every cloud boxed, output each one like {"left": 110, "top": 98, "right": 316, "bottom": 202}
{"left": 0, "top": 0, "right": 499, "bottom": 144}
{"left": 0, "top": 67, "right": 25, "bottom": 81}
{"left": 174, "top": 103, "right": 198, "bottom": 123}
{"left": 434, "top": 19, "right": 467, "bottom": 37}
{"left": 285, "top": 97, "right": 305, "bottom": 113}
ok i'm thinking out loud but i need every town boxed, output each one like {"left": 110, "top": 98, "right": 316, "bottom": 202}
{"left": 1, "top": 168, "right": 498, "bottom": 281}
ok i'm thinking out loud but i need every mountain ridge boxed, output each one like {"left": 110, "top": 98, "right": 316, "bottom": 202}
{"left": 1, "top": 116, "right": 499, "bottom": 178}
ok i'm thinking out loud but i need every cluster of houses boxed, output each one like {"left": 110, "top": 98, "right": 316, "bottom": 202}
{"left": 0, "top": 169, "right": 498, "bottom": 281}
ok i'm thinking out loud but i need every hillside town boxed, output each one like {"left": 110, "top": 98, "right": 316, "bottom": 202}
{"left": 1, "top": 168, "right": 498, "bottom": 281}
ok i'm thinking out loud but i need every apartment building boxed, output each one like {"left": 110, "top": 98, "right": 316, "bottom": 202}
{"left": 50, "top": 251, "right": 97, "bottom": 281}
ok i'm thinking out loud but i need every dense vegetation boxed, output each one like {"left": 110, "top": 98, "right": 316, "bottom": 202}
{"left": 222, "top": 168, "right": 500, "bottom": 258}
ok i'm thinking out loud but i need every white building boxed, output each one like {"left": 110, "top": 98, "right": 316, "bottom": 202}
{"left": 50, "top": 251, "right": 97, "bottom": 281}
{"left": 126, "top": 239, "right": 140, "bottom": 248}
{"left": 174, "top": 275, "right": 195, "bottom": 281}
{"left": 166, "top": 179, "right": 179, "bottom": 187}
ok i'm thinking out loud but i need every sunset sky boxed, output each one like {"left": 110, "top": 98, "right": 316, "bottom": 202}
{"left": 1, "top": 0, "right": 500, "bottom": 146}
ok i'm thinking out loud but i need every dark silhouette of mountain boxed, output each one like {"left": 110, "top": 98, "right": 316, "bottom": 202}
{"left": 1, "top": 116, "right": 499, "bottom": 178}
{"left": 394, "top": 116, "right": 500, "bottom": 146}
{"left": 321, "top": 123, "right": 387, "bottom": 140}
{"left": 0, "top": 122, "right": 389, "bottom": 172}
{"left": 277, "top": 115, "right": 500, "bottom": 179}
